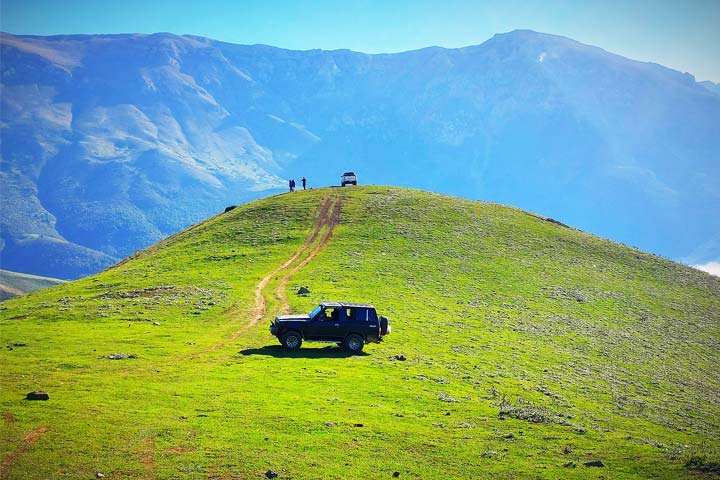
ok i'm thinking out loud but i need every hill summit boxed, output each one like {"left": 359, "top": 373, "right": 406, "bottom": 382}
{"left": 1, "top": 186, "right": 719, "bottom": 479}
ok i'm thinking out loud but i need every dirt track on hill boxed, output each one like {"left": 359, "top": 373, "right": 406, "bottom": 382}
{"left": 141, "top": 437, "right": 156, "bottom": 479}
{"left": 0, "top": 425, "right": 49, "bottom": 479}
{"left": 237, "top": 193, "right": 343, "bottom": 335}
{"left": 276, "top": 196, "right": 342, "bottom": 314}
{"left": 193, "top": 193, "right": 342, "bottom": 358}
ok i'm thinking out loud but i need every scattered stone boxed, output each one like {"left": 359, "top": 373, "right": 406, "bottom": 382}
{"left": 497, "top": 398, "right": 573, "bottom": 425}
{"left": 265, "top": 470, "right": 278, "bottom": 479}
{"left": 26, "top": 391, "right": 49, "bottom": 401}
{"left": 389, "top": 354, "right": 406, "bottom": 361}
{"left": 584, "top": 460, "right": 605, "bottom": 468}
{"left": 438, "top": 392, "right": 460, "bottom": 403}
{"left": 102, "top": 353, "right": 137, "bottom": 360}
{"left": 353, "top": 423, "right": 364, "bottom": 427}
{"left": 297, "top": 286, "right": 310, "bottom": 295}
{"left": 454, "top": 422, "right": 474, "bottom": 429}
{"left": 393, "top": 472, "right": 400, "bottom": 478}
{"left": 96, "top": 473, "right": 105, "bottom": 478}
{"left": 224, "top": 206, "right": 237, "bottom": 213}
{"left": 563, "top": 461, "right": 576, "bottom": 468}
{"left": 152, "top": 321, "right": 160, "bottom": 326}
{"left": 324, "top": 422, "right": 337, "bottom": 427}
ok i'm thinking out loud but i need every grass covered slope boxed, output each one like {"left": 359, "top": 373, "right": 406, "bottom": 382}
{"left": 1, "top": 186, "right": 719, "bottom": 479}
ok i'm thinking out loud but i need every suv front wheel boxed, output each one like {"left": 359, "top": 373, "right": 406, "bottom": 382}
{"left": 344, "top": 334, "right": 364, "bottom": 353}
{"left": 281, "top": 331, "right": 303, "bottom": 350}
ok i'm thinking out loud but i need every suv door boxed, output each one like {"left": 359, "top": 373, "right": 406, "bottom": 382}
{"left": 306, "top": 306, "right": 344, "bottom": 340}
{"left": 344, "top": 307, "right": 369, "bottom": 337}
{"left": 303, "top": 307, "right": 330, "bottom": 340}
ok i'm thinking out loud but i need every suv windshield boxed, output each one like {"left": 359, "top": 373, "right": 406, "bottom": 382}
{"left": 309, "top": 305, "right": 322, "bottom": 318}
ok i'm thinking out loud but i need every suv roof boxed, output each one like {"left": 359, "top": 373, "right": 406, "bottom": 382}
{"left": 342, "top": 172, "right": 355, "bottom": 176}
{"left": 321, "top": 301, "right": 373, "bottom": 309}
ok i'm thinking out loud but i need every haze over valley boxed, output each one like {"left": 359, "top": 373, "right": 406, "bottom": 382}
{"left": 1, "top": 29, "right": 719, "bottom": 278}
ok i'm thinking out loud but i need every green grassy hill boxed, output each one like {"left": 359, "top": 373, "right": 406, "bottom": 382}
{"left": 1, "top": 186, "right": 719, "bottom": 479}
{"left": 0, "top": 270, "right": 65, "bottom": 302}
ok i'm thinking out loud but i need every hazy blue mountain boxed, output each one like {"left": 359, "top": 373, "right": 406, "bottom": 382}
{"left": 1, "top": 30, "right": 719, "bottom": 278}
{"left": 700, "top": 80, "right": 720, "bottom": 96}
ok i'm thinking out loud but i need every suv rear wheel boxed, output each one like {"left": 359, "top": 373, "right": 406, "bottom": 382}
{"left": 281, "top": 331, "right": 303, "bottom": 350}
{"left": 344, "top": 334, "right": 364, "bottom": 353}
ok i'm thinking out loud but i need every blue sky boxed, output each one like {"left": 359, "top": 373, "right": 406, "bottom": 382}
{"left": 2, "top": 0, "right": 719, "bottom": 81}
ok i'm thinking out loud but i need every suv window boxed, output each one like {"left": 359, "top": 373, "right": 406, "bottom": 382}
{"left": 323, "top": 307, "right": 340, "bottom": 322}
{"left": 349, "top": 308, "right": 373, "bottom": 322}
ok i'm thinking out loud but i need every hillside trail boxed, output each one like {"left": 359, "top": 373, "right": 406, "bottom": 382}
{"left": 0, "top": 425, "right": 49, "bottom": 479}
{"left": 275, "top": 195, "right": 342, "bottom": 314}
{"left": 190, "top": 193, "right": 342, "bottom": 357}
{"left": 235, "top": 193, "right": 342, "bottom": 335}
{"left": 141, "top": 437, "right": 156, "bottom": 480}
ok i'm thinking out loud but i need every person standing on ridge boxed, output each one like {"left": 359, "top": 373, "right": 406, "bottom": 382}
{"left": 288, "top": 179, "right": 293, "bottom": 192}
{"left": 302, "top": 177, "right": 307, "bottom": 190}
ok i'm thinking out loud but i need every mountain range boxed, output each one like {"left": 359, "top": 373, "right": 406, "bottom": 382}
{"left": 1, "top": 29, "right": 719, "bottom": 279}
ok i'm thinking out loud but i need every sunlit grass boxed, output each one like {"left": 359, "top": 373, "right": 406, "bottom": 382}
{"left": 1, "top": 186, "right": 719, "bottom": 479}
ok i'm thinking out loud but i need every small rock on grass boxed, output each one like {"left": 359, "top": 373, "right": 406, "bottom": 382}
{"left": 389, "top": 354, "right": 406, "bottom": 361}
{"left": 297, "top": 286, "right": 310, "bottom": 295}
{"left": 96, "top": 473, "right": 105, "bottom": 478}
{"left": 265, "top": 470, "right": 278, "bottom": 479}
{"left": 102, "top": 353, "right": 137, "bottom": 360}
{"left": 26, "top": 391, "right": 49, "bottom": 401}
{"left": 584, "top": 460, "right": 605, "bottom": 467}
{"left": 393, "top": 472, "right": 401, "bottom": 477}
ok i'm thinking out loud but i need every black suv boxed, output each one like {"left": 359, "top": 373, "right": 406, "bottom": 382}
{"left": 270, "top": 302, "right": 390, "bottom": 352}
